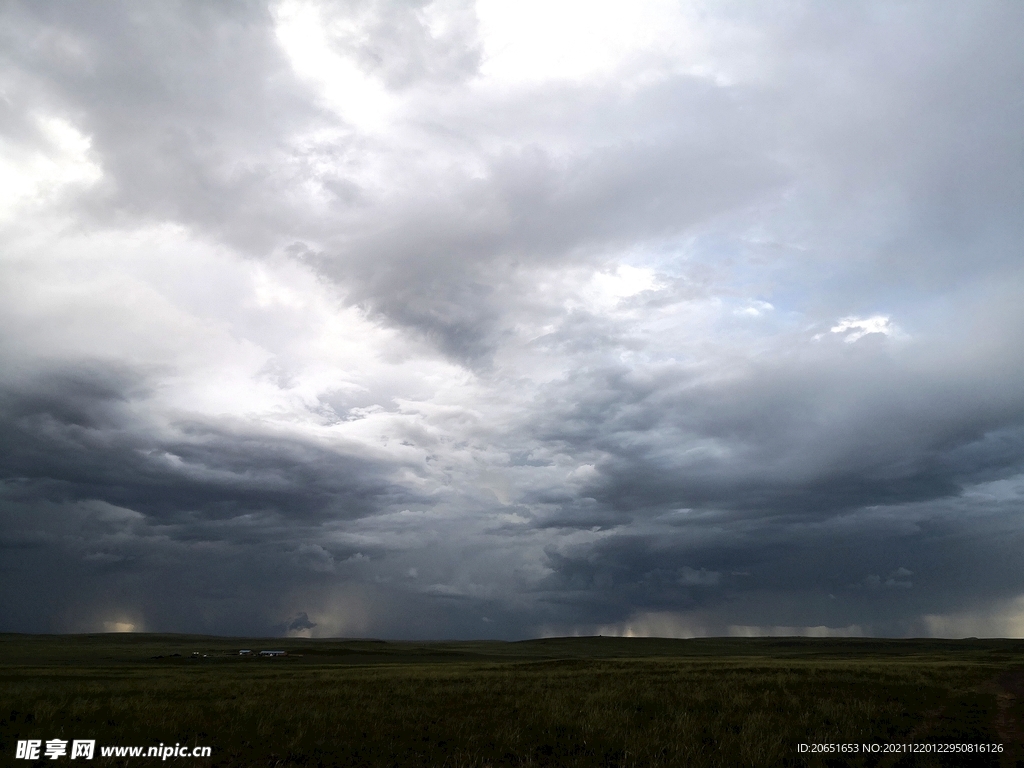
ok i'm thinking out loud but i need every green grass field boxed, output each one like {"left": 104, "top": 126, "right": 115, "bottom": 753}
{"left": 2, "top": 634, "right": 1023, "bottom": 767}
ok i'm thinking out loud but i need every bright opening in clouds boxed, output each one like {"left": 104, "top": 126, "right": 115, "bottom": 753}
{"left": 1, "top": 0, "right": 1023, "bottom": 640}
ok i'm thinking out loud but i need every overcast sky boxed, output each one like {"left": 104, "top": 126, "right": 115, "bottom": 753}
{"left": 1, "top": 0, "right": 1023, "bottom": 640}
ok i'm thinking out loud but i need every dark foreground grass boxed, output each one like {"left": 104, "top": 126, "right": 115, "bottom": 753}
{"left": 2, "top": 635, "right": 1023, "bottom": 767}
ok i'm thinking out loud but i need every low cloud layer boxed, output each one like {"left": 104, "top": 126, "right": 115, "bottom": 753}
{"left": 1, "top": 0, "right": 1023, "bottom": 639}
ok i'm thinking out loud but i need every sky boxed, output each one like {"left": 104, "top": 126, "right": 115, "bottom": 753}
{"left": 1, "top": 0, "right": 1023, "bottom": 640}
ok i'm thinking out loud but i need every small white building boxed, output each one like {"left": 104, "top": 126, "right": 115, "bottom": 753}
{"left": 259, "top": 650, "right": 286, "bottom": 656}
{"left": 239, "top": 649, "right": 253, "bottom": 655}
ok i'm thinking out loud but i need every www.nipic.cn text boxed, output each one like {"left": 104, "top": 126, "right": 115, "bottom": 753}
{"left": 15, "top": 739, "right": 213, "bottom": 760}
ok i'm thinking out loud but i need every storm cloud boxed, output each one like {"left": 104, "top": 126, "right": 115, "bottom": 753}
{"left": 1, "top": 0, "right": 1023, "bottom": 639}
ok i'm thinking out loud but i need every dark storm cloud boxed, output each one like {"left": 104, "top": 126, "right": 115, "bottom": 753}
{"left": 535, "top": 487, "right": 1024, "bottom": 635}
{"left": 532, "top": 347, "right": 1024, "bottom": 521}
{"left": 0, "top": 365, "right": 407, "bottom": 522}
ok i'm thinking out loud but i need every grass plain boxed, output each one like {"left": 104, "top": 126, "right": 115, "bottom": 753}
{"left": 2, "top": 634, "right": 1023, "bottom": 767}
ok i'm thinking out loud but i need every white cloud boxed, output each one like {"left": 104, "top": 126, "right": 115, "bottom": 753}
{"left": 475, "top": 0, "right": 744, "bottom": 87}
{"left": 0, "top": 115, "right": 101, "bottom": 220}
{"left": 824, "top": 315, "right": 900, "bottom": 343}
{"left": 581, "top": 265, "right": 660, "bottom": 310}
{"left": 274, "top": 1, "right": 397, "bottom": 132}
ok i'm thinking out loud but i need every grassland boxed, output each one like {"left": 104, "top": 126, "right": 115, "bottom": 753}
{"left": 2, "top": 634, "right": 1023, "bottom": 767}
